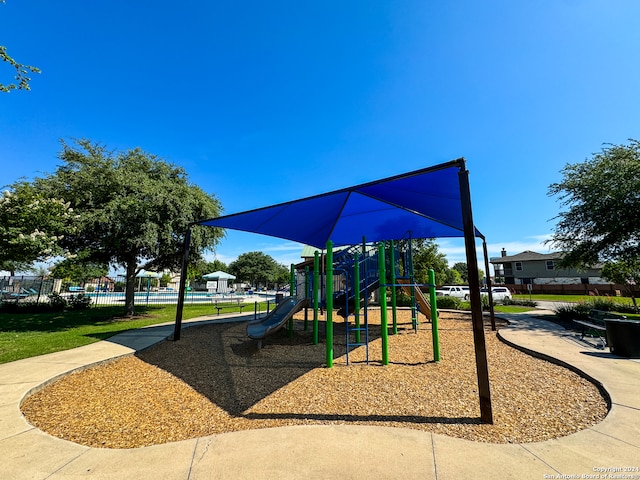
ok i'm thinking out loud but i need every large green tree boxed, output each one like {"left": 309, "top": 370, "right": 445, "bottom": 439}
{"left": 548, "top": 140, "right": 640, "bottom": 267}
{"left": 228, "top": 251, "right": 281, "bottom": 289}
{"left": 190, "top": 259, "right": 228, "bottom": 280}
{"left": 0, "top": 182, "right": 72, "bottom": 272}
{"left": 1, "top": 1, "right": 40, "bottom": 92}
{"left": 451, "top": 261, "right": 484, "bottom": 284}
{"left": 412, "top": 239, "right": 458, "bottom": 285}
{"left": 50, "top": 250, "right": 109, "bottom": 285}
{"left": 36, "top": 139, "right": 223, "bottom": 315}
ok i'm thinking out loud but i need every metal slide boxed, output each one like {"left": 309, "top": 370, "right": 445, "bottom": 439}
{"left": 246, "top": 297, "right": 310, "bottom": 343}
{"left": 397, "top": 278, "right": 435, "bottom": 318}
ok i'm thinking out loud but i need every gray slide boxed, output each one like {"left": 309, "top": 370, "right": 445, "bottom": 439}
{"left": 247, "top": 297, "right": 309, "bottom": 344}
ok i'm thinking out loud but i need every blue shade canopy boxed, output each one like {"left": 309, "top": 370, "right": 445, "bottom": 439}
{"left": 197, "top": 160, "right": 483, "bottom": 249}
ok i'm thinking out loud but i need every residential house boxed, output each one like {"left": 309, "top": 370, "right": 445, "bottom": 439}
{"left": 490, "top": 249, "right": 612, "bottom": 294}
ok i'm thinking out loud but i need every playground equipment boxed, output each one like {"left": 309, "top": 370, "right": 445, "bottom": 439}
{"left": 258, "top": 237, "right": 441, "bottom": 367}
{"left": 246, "top": 297, "right": 310, "bottom": 349}
{"left": 174, "top": 160, "right": 495, "bottom": 424}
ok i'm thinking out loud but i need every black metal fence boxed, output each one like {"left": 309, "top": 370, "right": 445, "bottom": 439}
{"left": 1, "top": 275, "right": 278, "bottom": 309}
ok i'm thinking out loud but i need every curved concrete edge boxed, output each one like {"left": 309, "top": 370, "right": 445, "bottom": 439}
{"left": 496, "top": 327, "right": 613, "bottom": 410}
{"left": 1, "top": 314, "right": 639, "bottom": 479}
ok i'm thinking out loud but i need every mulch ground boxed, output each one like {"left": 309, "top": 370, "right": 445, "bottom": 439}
{"left": 20, "top": 310, "right": 608, "bottom": 448}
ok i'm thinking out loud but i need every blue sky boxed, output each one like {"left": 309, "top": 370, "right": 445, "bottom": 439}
{"left": 2, "top": 1, "right": 639, "bottom": 273}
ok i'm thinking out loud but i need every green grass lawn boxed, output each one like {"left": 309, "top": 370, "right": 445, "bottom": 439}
{"left": 3, "top": 294, "right": 638, "bottom": 365}
{"left": 0, "top": 303, "right": 260, "bottom": 365}
{"left": 513, "top": 293, "right": 637, "bottom": 304}
{"left": 493, "top": 305, "right": 536, "bottom": 314}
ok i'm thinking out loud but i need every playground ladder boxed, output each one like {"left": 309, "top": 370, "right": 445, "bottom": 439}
{"left": 335, "top": 245, "right": 379, "bottom": 365}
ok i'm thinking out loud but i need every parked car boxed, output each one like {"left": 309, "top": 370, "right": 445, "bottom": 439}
{"left": 435, "top": 285, "right": 467, "bottom": 298}
{"left": 480, "top": 286, "right": 512, "bottom": 302}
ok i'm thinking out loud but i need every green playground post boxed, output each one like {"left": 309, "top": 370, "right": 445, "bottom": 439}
{"left": 304, "top": 266, "right": 309, "bottom": 330}
{"left": 325, "top": 240, "right": 334, "bottom": 368}
{"left": 354, "top": 251, "right": 361, "bottom": 344}
{"left": 390, "top": 240, "right": 397, "bottom": 334}
{"left": 378, "top": 243, "right": 389, "bottom": 365}
{"left": 313, "top": 251, "right": 320, "bottom": 345}
{"left": 428, "top": 268, "right": 440, "bottom": 362}
{"left": 408, "top": 238, "right": 417, "bottom": 330}
{"left": 288, "top": 264, "right": 295, "bottom": 337}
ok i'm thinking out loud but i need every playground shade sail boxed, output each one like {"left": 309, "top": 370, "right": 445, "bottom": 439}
{"left": 197, "top": 160, "right": 483, "bottom": 249}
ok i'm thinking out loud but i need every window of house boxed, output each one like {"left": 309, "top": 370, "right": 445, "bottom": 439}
{"left": 546, "top": 260, "right": 554, "bottom": 270}
{"left": 515, "top": 262, "right": 523, "bottom": 271}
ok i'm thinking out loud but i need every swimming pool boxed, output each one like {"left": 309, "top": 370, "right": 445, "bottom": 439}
{"left": 80, "top": 291, "right": 276, "bottom": 306}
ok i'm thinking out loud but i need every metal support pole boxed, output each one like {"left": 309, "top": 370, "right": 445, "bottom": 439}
{"left": 173, "top": 226, "right": 192, "bottom": 341}
{"left": 313, "top": 251, "right": 320, "bottom": 345}
{"left": 390, "top": 240, "right": 398, "bottom": 334}
{"left": 378, "top": 243, "right": 389, "bottom": 365}
{"left": 408, "top": 237, "right": 417, "bottom": 330}
{"left": 325, "top": 240, "right": 334, "bottom": 368}
{"left": 458, "top": 160, "right": 493, "bottom": 424}
{"left": 288, "top": 264, "right": 295, "bottom": 337}
{"left": 354, "top": 251, "right": 361, "bottom": 344}
{"left": 482, "top": 240, "right": 496, "bottom": 331}
{"left": 304, "top": 266, "right": 309, "bottom": 331}
{"left": 429, "top": 268, "right": 440, "bottom": 362}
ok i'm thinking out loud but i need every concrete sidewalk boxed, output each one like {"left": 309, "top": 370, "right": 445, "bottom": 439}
{"left": 1, "top": 311, "right": 639, "bottom": 479}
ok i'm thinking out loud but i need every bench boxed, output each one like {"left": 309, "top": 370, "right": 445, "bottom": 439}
{"left": 573, "top": 309, "right": 627, "bottom": 348}
{"left": 212, "top": 298, "right": 247, "bottom": 315}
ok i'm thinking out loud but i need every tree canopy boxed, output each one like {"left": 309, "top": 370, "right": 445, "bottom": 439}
{"left": 412, "top": 239, "right": 459, "bottom": 285}
{"left": 189, "top": 259, "right": 229, "bottom": 281}
{"left": 601, "top": 259, "right": 640, "bottom": 307}
{"left": 548, "top": 139, "right": 640, "bottom": 267}
{"left": 0, "top": 182, "right": 73, "bottom": 272}
{"left": 228, "top": 251, "right": 287, "bottom": 288}
{"left": 35, "top": 139, "right": 223, "bottom": 314}
{"left": 451, "top": 261, "right": 484, "bottom": 284}
{"left": 50, "top": 250, "right": 109, "bottom": 284}
{"left": 1, "top": 1, "right": 40, "bottom": 92}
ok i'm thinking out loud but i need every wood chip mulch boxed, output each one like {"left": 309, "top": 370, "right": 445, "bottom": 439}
{"left": 20, "top": 311, "right": 608, "bottom": 448}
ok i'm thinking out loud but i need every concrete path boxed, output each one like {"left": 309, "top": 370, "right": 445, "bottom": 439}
{"left": 1, "top": 311, "right": 639, "bottom": 479}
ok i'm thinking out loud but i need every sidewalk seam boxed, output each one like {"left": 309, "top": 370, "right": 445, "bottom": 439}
{"left": 518, "top": 444, "right": 561, "bottom": 474}
{"left": 43, "top": 448, "right": 90, "bottom": 479}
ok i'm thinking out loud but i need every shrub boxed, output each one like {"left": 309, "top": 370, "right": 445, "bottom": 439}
{"left": 67, "top": 293, "right": 92, "bottom": 310}
{"left": 0, "top": 298, "right": 62, "bottom": 313}
{"left": 503, "top": 298, "right": 537, "bottom": 308}
{"left": 614, "top": 302, "right": 640, "bottom": 314}
{"left": 47, "top": 293, "right": 68, "bottom": 311}
{"left": 551, "top": 298, "right": 636, "bottom": 323}
{"left": 588, "top": 298, "right": 618, "bottom": 311}
{"left": 435, "top": 295, "right": 462, "bottom": 310}
{"left": 480, "top": 294, "right": 491, "bottom": 310}
{"left": 395, "top": 291, "right": 414, "bottom": 307}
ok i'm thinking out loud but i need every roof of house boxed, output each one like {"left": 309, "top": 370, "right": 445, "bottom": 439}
{"left": 489, "top": 251, "right": 564, "bottom": 264}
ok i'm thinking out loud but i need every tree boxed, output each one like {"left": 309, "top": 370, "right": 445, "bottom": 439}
{"left": 1, "top": 2, "right": 40, "bottom": 92}
{"left": 451, "top": 262, "right": 468, "bottom": 282}
{"left": 0, "top": 182, "right": 73, "bottom": 271}
{"left": 51, "top": 250, "right": 109, "bottom": 285}
{"left": 548, "top": 140, "right": 640, "bottom": 267}
{"left": 187, "top": 259, "right": 228, "bottom": 284}
{"left": 228, "top": 251, "right": 280, "bottom": 288}
{"left": 0, "top": 260, "right": 33, "bottom": 276}
{"left": 36, "top": 139, "right": 223, "bottom": 315}
{"left": 412, "top": 239, "right": 457, "bottom": 285}
{"left": 452, "top": 261, "right": 485, "bottom": 284}
{"left": 601, "top": 260, "right": 640, "bottom": 308}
